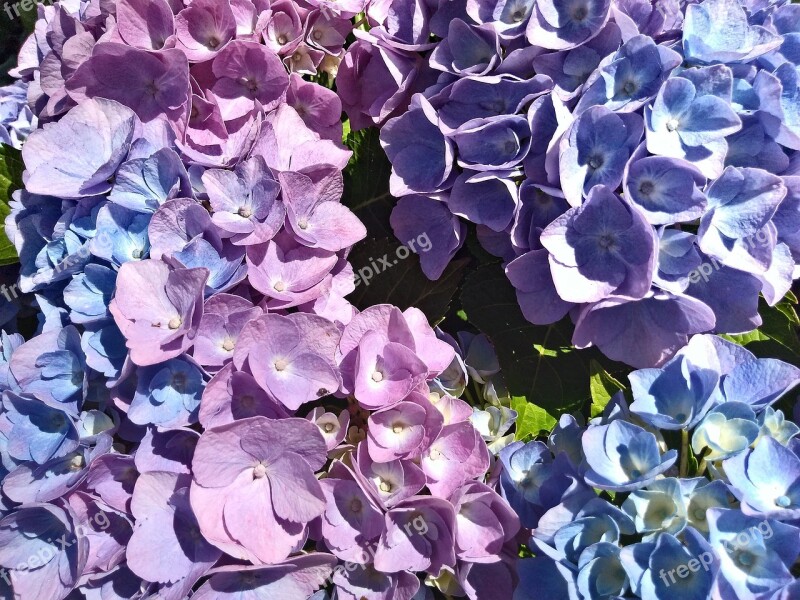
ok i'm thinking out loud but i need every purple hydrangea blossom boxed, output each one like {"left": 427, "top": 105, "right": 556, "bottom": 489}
{"left": 0, "top": 503, "right": 88, "bottom": 600}
{"left": 540, "top": 185, "right": 657, "bottom": 303}
{"left": 190, "top": 416, "right": 328, "bottom": 564}
{"left": 347, "top": 0, "right": 800, "bottom": 369}
{"left": 109, "top": 260, "right": 207, "bottom": 366}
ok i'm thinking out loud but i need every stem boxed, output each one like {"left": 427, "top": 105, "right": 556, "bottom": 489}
{"left": 695, "top": 448, "right": 710, "bottom": 477}
{"left": 471, "top": 379, "right": 484, "bottom": 406}
{"left": 463, "top": 384, "right": 477, "bottom": 407}
{"left": 680, "top": 429, "right": 689, "bottom": 477}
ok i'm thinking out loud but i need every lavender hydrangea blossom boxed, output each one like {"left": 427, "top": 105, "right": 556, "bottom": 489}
{"left": 0, "top": 2, "right": 519, "bottom": 597}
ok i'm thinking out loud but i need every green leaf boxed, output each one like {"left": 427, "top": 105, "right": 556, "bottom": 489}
{"left": 464, "top": 224, "right": 500, "bottom": 267}
{"left": 342, "top": 127, "right": 393, "bottom": 238}
{"left": 347, "top": 237, "right": 469, "bottom": 324}
{"left": 589, "top": 360, "right": 626, "bottom": 418}
{"left": 1, "top": 18, "right": 28, "bottom": 83}
{"left": 720, "top": 330, "right": 770, "bottom": 346}
{"left": 0, "top": 144, "right": 23, "bottom": 197}
{"left": 0, "top": 144, "right": 22, "bottom": 266}
{"left": 759, "top": 298, "right": 800, "bottom": 354}
{"left": 723, "top": 295, "right": 800, "bottom": 361}
{"left": 511, "top": 396, "right": 557, "bottom": 441}
{"left": 20, "top": 6, "right": 38, "bottom": 32}
{"left": 459, "top": 263, "right": 621, "bottom": 418}
{"left": 686, "top": 447, "right": 699, "bottom": 477}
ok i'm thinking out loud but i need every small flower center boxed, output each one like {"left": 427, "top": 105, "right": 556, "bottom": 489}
{"left": 572, "top": 4, "right": 588, "bottom": 21}
{"left": 131, "top": 248, "right": 142, "bottom": 259}
{"left": 312, "top": 30, "right": 323, "bottom": 41}
{"left": 273, "top": 281, "right": 286, "bottom": 292}
{"left": 323, "top": 422, "right": 335, "bottom": 433}
{"left": 168, "top": 317, "right": 182, "bottom": 330}
{"left": 298, "top": 218, "right": 309, "bottom": 230}
{"left": 622, "top": 80, "right": 637, "bottom": 95}
{"left": 737, "top": 551, "right": 754, "bottom": 567}
{"left": 666, "top": 118, "right": 680, "bottom": 132}
{"left": 350, "top": 498, "right": 363, "bottom": 513}
{"left": 238, "top": 206, "right": 252, "bottom": 218}
{"left": 693, "top": 508, "right": 706, "bottom": 521}
{"left": 392, "top": 424, "right": 405, "bottom": 434}
{"left": 587, "top": 155, "right": 604, "bottom": 170}
{"left": 598, "top": 233, "right": 617, "bottom": 250}
{"left": 776, "top": 495, "right": 792, "bottom": 508}
{"left": 172, "top": 372, "right": 187, "bottom": 392}
{"left": 222, "top": 339, "right": 235, "bottom": 352}
{"left": 638, "top": 180, "right": 655, "bottom": 197}
{"left": 379, "top": 480, "right": 392, "bottom": 492}
{"left": 207, "top": 36, "right": 221, "bottom": 49}
{"left": 277, "top": 35, "right": 288, "bottom": 45}
{"left": 274, "top": 358, "right": 288, "bottom": 372}
{"left": 242, "top": 77, "right": 258, "bottom": 93}
{"left": 70, "top": 455, "right": 85, "bottom": 471}
{"left": 253, "top": 464, "right": 267, "bottom": 479}
{"left": 371, "top": 371, "right": 384, "bottom": 382}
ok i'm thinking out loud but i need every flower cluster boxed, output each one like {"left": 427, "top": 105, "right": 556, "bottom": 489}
{"left": 4, "top": 0, "right": 368, "bottom": 383}
{"left": 0, "top": 306, "right": 519, "bottom": 599}
{"left": 11, "top": 0, "right": 357, "bottom": 124}
{"left": 341, "top": 0, "right": 800, "bottom": 367}
{"left": 502, "top": 333, "right": 800, "bottom": 600}
{"left": 3, "top": 0, "right": 800, "bottom": 598}
{"left": 0, "top": 81, "right": 35, "bottom": 149}
{"left": 0, "top": 3, "right": 521, "bottom": 599}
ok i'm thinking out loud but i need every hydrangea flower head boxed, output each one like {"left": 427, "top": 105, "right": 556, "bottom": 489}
{"left": 110, "top": 260, "right": 207, "bottom": 366}
{"left": 22, "top": 98, "right": 137, "bottom": 198}
{"left": 190, "top": 416, "right": 327, "bottom": 564}
{"left": 540, "top": 185, "right": 656, "bottom": 303}
{"left": 582, "top": 420, "right": 677, "bottom": 491}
